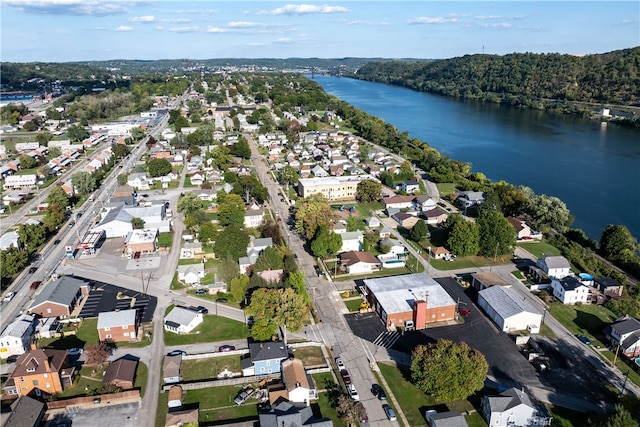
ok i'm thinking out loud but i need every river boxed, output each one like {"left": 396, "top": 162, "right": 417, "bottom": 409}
{"left": 312, "top": 75, "right": 640, "bottom": 240}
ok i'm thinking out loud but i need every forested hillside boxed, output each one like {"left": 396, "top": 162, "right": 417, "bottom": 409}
{"left": 354, "top": 47, "right": 640, "bottom": 109}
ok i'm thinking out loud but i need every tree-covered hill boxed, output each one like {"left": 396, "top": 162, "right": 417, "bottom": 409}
{"left": 354, "top": 47, "right": 640, "bottom": 108}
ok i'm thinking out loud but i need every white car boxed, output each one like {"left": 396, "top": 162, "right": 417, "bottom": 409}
{"left": 3, "top": 291, "right": 16, "bottom": 302}
{"left": 335, "top": 357, "right": 345, "bottom": 370}
{"left": 347, "top": 384, "right": 360, "bottom": 401}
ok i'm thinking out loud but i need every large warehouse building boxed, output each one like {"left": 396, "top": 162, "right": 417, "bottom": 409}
{"left": 478, "top": 286, "right": 542, "bottom": 333}
{"left": 363, "top": 273, "right": 457, "bottom": 331}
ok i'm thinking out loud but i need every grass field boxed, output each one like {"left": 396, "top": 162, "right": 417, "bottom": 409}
{"left": 163, "top": 313, "right": 250, "bottom": 346}
{"left": 344, "top": 298, "right": 364, "bottom": 312}
{"left": 291, "top": 346, "right": 326, "bottom": 367}
{"left": 182, "top": 384, "right": 259, "bottom": 423}
{"left": 435, "top": 183, "right": 458, "bottom": 197}
{"left": 517, "top": 241, "right": 562, "bottom": 258}
{"left": 547, "top": 303, "right": 616, "bottom": 341}
{"left": 38, "top": 318, "right": 99, "bottom": 349}
{"left": 158, "top": 232, "right": 173, "bottom": 248}
{"left": 181, "top": 355, "right": 242, "bottom": 381}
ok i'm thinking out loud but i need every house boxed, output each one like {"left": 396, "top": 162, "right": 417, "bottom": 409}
{"left": 239, "top": 237, "right": 274, "bottom": 273}
{"left": 102, "top": 358, "right": 138, "bottom": 390}
{"left": 338, "top": 231, "right": 363, "bottom": 253}
{"left": 241, "top": 340, "right": 289, "bottom": 376}
{"left": 429, "top": 246, "right": 450, "bottom": 260}
{"left": 127, "top": 172, "right": 151, "bottom": 190}
{"left": 177, "top": 263, "right": 205, "bottom": 285}
{"left": 383, "top": 195, "right": 415, "bottom": 210}
{"left": 364, "top": 216, "right": 381, "bottom": 228}
{"left": 400, "top": 179, "right": 419, "bottom": 194}
{"left": 163, "top": 354, "right": 182, "bottom": 384}
{"left": 0, "top": 231, "right": 21, "bottom": 250}
{"left": 97, "top": 309, "right": 139, "bottom": 342}
{"left": 34, "top": 317, "right": 62, "bottom": 340}
{"left": 593, "top": 276, "right": 624, "bottom": 298}
{"left": 110, "top": 185, "right": 136, "bottom": 205}
{"left": 259, "top": 400, "right": 333, "bottom": 427}
{"left": 92, "top": 204, "right": 168, "bottom": 238}
{"left": 168, "top": 385, "right": 183, "bottom": 408}
{"left": 379, "top": 238, "right": 405, "bottom": 255}
{"left": 414, "top": 195, "right": 437, "bottom": 211}
{"left": 478, "top": 286, "right": 543, "bottom": 333}
{"left": 457, "top": 191, "right": 485, "bottom": 208}
{"left": 507, "top": 217, "right": 533, "bottom": 240}
{"left": 0, "top": 314, "right": 37, "bottom": 359}
{"left": 180, "top": 242, "right": 204, "bottom": 260}
{"left": 245, "top": 199, "right": 265, "bottom": 228}
{"left": 550, "top": 276, "right": 590, "bottom": 305}
{"left": 164, "top": 306, "right": 203, "bottom": 334}
{"left": 311, "top": 165, "right": 328, "bottom": 177}
{"left": 422, "top": 207, "right": 448, "bottom": 225}
{"left": 536, "top": 255, "right": 571, "bottom": 280}
{"left": 425, "top": 410, "right": 469, "bottom": 427}
{"left": 2, "top": 395, "right": 46, "bottom": 427}
{"left": 471, "top": 272, "right": 511, "bottom": 291}
{"left": 340, "top": 251, "right": 382, "bottom": 275}
{"left": 482, "top": 387, "right": 552, "bottom": 427}
{"left": 124, "top": 228, "right": 158, "bottom": 256}
{"left": 281, "top": 358, "right": 317, "bottom": 405}
{"left": 165, "top": 408, "right": 199, "bottom": 427}
{"left": 606, "top": 316, "right": 640, "bottom": 357}
{"left": 392, "top": 212, "right": 421, "bottom": 229}
{"left": 188, "top": 171, "right": 204, "bottom": 186}
{"left": 332, "top": 221, "right": 347, "bottom": 234}
{"left": 363, "top": 274, "right": 457, "bottom": 331}
{"left": 4, "top": 347, "right": 75, "bottom": 397}
{"left": 29, "top": 276, "right": 90, "bottom": 318}
{"left": 329, "top": 164, "right": 344, "bottom": 176}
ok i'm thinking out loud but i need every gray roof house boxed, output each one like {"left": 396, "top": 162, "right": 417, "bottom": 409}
{"left": 163, "top": 354, "right": 182, "bottom": 384}
{"left": 0, "top": 314, "right": 37, "bottom": 359}
{"left": 3, "top": 395, "right": 46, "bottom": 427}
{"left": 482, "top": 387, "right": 552, "bottom": 427}
{"left": 426, "top": 410, "right": 469, "bottom": 427}
{"left": 478, "top": 286, "right": 542, "bottom": 333}
{"left": 259, "top": 400, "right": 333, "bottom": 427}
{"left": 29, "top": 276, "right": 90, "bottom": 318}
{"left": 606, "top": 316, "right": 640, "bottom": 357}
{"left": 164, "top": 306, "right": 203, "bottom": 334}
{"left": 241, "top": 340, "right": 290, "bottom": 376}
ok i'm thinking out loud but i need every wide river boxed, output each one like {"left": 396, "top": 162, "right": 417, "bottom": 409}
{"left": 313, "top": 75, "right": 640, "bottom": 240}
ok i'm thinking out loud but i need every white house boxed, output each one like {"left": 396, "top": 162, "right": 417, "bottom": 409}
{"left": 414, "top": 195, "right": 437, "bottom": 211}
{"left": 244, "top": 199, "right": 265, "bottom": 228}
{"left": 478, "top": 286, "right": 543, "bottom": 333}
{"left": 282, "top": 358, "right": 316, "bottom": 405}
{"left": 482, "top": 388, "right": 552, "bottom": 427}
{"left": 537, "top": 255, "right": 571, "bottom": 279}
{"left": 364, "top": 216, "right": 381, "bottom": 228}
{"left": 177, "top": 264, "right": 205, "bottom": 285}
{"left": 400, "top": 179, "right": 419, "bottom": 194}
{"left": 379, "top": 238, "right": 405, "bottom": 255}
{"left": 550, "top": 276, "right": 590, "bottom": 305}
{"left": 0, "top": 315, "right": 37, "bottom": 359}
{"left": 127, "top": 172, "right": 151, "bottom": 190}
{"left": 340, "top": 251, "right": 382, "bottom": 275}
{"left": 606, "top": 316, "right": 640, "bottom": 358}
{"left": 164, "top": 306, "right": 203, "bottom": 334}
{"left": 338, "top": 231, "right": 363, "bottom": 254}
{"left": 3, "top": 174, "right": 37, "bottom": 190}
{"left": 0, "top": 231, "right": 21, "bottom": 251}
{"left": 92, "top": 204, "right": 168, "bottom": 238}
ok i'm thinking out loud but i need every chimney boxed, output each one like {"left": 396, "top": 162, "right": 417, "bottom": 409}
{"left": 30, "top": 343, "right": 37, "bottom": 350}
{"left": 43, "top": 355, "right": 50, "bottom": 371}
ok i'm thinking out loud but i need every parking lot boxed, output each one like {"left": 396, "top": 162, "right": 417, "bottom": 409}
{"left": 77, "top": 280, "right": 157, "bottom": 322}
{"left": 72, "top": 236, "right": 165, "bottom": 274}
{"left": 44, "top": 401, "right": 141, "bottom": 427}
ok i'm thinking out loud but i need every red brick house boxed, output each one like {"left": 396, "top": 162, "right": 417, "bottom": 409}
{"left": 97, "top": 309, "right": 139, "bottom": 342}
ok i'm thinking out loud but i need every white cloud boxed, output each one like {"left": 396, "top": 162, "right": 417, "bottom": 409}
{"left": 474, "top": 15, "right": 501, "bottom": 20}
{"left": 3, "top": 0, "right": 136, "bottom": 16}
{"left": 480, "top": 22, "right": 512, "bottom": 29}
{"left": 275, "top": 38, "right": 293, "bottom": 44}
{"left": 259, "top": 4, "right": 348, "bottom": 16}
{"left": 206, "top": 26, "right": 225, "bottom": 33}
{"left": 167, "top": 26, "right": 200, "bottom": 33}
{"left": 407, "top": 15, "right": 458, "bottom": 25}
{"left": 228, "top": 21, "right": 263, "bottom": 28}
{"left": 131, "top": 15, "right": 155, "bottom": 23}
{"left": 161, "top": 18, "right": 192, "bottom": 23}
{"left": 115, "top": 25, "right": 133, "bottom": 32}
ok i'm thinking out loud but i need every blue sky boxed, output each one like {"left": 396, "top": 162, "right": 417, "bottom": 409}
{"left": 1, "top": 1, "right": 638, "bottom": 62}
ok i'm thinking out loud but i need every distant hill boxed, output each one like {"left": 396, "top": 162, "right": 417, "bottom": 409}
{"left": 353, "top": 47, "right": 640, "bottom": 108}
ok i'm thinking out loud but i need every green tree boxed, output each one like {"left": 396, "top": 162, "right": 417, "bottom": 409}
{"left": 604, "top": 404, "right": 636, "bottom": 427}
{"left": 198, "top": 222, "right": 216, "bottom": 244}
{"left": 447, "top": 220, "right": 480, "bottom": 256}
{"left": 147, "top": 158, "right": 172, "bottom": 177}
{"left": 232, "top": 175, "right": 269, "bottom": 204}
{"left": 43, "top": 203, "right": 66, "bottom": 232}
{"left": 279, "top": 166, "right": 300, "bottom": 188}
{"left": 71, "top": 171, "right": 96, "bottom": 195}
{"left": 67, "top": 124, "right": 89, "bottom": 142}
{"left": 294, "top": 194, "right": 335, "bottom": 240}
{"left": 410, "top": 219, "right": 429, "bottom": 242}
{"left": 261, "top": 220, "right": 284, "bottom": 246}
{"left": 130, "top": 126, "right": 146, "bottom": 141}
{"left": 112, "top": 144, "right": 130, "bottom": 159}
{"left": 232, "top": 136, "right": 252, "bottom": 159}
{"left": 230, "top": 275, "right": 249, "bottom": 303}
{"left": 311, "top": 227, "right": 342, "bottom": 259}
{"left": 600, "top": 224, "right": 637, "bottom": 262}
{"left": 336, "top": 395, "right": 367, "bottom": 427}
{"left": 177, "top": 192, "right": 204, "bottom": 216}
{"left": 117, "top": 174, "right": 127, "bottom": 186}
{"left": 17, "top": 223, "right": 46, "bottom": 254}
{"left": 19, "top": 154, "right": 37, "bottom": 169}
{"left": 45, "top": 146, "right": 61, "bottom": 159}
{"left": 218, "top": 256, "right": 241, "bottom": 285}
{"left": 174, "top": 115, "right": 189, "bottom": 132}
{"left": 46, "top": 185, "right": 70, "bottom": 209}
{"left": 218, "top": 194, "right": 246, "bottom": 228}
{"left": 526, "top": 194, "right": 572, "bottom": 232}
{"left": 131, "top": 218, "right": 144, "bottom": 229}
{"left": 411, "top": 340, "right": 488, "bottom": 401}
{"left": 255, "top": 246, "right": 284, "bottom": 272}
{"left": 0, "top": 247, "right": 29, "bottom": 277}
{"left": 356, "top": 179, "right": 382, "bottom": 203}
{"left": 246, "top": 288, "right": 308, "bottom": 343}
{"left": 285, "top": 270, "right": 310, "bottom": 306}
{"left": 36, "top": 130, "right": 54, "bottom": 145}
{"left": 477, "top": 210, "right": 516, "bottom": 257}
{"left": 215, "top": 225, "right": 249, "bottom": 260}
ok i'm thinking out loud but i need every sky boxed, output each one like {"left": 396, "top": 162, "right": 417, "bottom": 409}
{"left": 1, "top": 1, "right": 638, "bottom": 62}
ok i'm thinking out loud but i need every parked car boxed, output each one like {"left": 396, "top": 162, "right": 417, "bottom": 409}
{"left": 457, "top": 308, "right": 471, "bottom": 316}
{"left": 577, "top": 334, "right": 592, "bottom": 345}
{"left": 53, "top": 239, "right": 61, "bottom": 245}
{"left": 216, "top": 298, "right": 228, "bottom": 303}
{"left": 68, "top": 348, "right": 83, "bottom": 356}
{"left": 29, "top": 281, "right": 42, "bottom": 291}
{"left": 371, "top": 383, "right": 386, "bottom": 400}
{"left": 6, "top": 355, "right": 19, "bottom": 363}
{"left": 167, "top": 350, "right": 187, "bottom": 357}
{"left": 340, "top": 369, "right": 352, "bottom": 385}
{"left": 28, "top": 267, "right": 37, "bottom": 274}
{"left": 133, "top": 252, "right": 141, "bottom": 259}
{"left": 383, "top": 404, "right": 397, "bottom": 421}
{"left": 195, "top": 306, "right": 209, "bottom": 314}
{"left": 234, "top": 385, "right": 254, "bottom": 405}
{"left": 335, "top": 357, "right": 345, "bottom": 369}
{"left": 347, "top": 384, "right": 360, "bottom": 401}
{"left": 218, "top": 345, "right": 236, "bottom": 352}
{"left": 195, "top": 289, "right": 208, "bottom": 295}
{"left": 3, "top": 291, "right": 16, "bottom": 302}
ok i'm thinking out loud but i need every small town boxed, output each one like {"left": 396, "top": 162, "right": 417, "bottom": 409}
{"left": 1, "top": 67, "right": 639, "bottom": 427}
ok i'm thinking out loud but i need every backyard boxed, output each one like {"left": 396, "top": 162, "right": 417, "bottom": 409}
{"left": 163, "top": 311, "right": 250, "bottom": 346}
{"left": 59, "top": 361, "right": 148, "bottom": 398}
{"left": 181, "top": 355, "right": 242, "bottom": 381}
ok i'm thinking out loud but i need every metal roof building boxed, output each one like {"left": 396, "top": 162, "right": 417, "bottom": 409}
{"left": 478, "top": 286, "right": 542, "bottom": 333}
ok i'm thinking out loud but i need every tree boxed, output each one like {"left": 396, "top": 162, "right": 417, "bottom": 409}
{"left": 356, "top": 179, "right": 382, "bottom": 203}
{"left": 36, "top": 130, "right": 54, "bottom": 145}
{"left": 447, "top": 220, "right": 480, "bottom": 256}
{"left": 232, "top": 175, "right": 269, "bottom": 204}
{"left": 147, "top": 158, "right": 172, "bottom": 177}
{"left": 525, "top": 194, "right": 572, "bottom": 232}
{"left": 214, "top": 225, "right": 249, "bottom": 260}
{"left": 67, "top": 124, "right": 89, "bottom": 142}
{"left": 285, "top": 270, "right": 310, "bottom": 306}
{"left": 411, "top": 340, "right": 488, "bottom": 401}
{"left": 198, "top": 222, "right": 216, "bottom": 244}
{"left": 131, "top": 217, "right": 144, "bottom": 229}
{"left": 279, "top": 166, "right": 300, "bottom": 188}
{"left": 477, "top": 210, "right": 516, "bottom": 257}
{"left": 217, "top": 194, "right": 246, "bottom": 228}
{"left": 0, "top": 247, "right": 29, "bottom": 277}
{"left": 71, "top": 171, "right": 96, "bottom": 195}
{"left": 45, "top": 146, "right": 61, "bottom": 159}
{"left": 246, "top": 288, "right": 308, "bottom": 343}
{"left": 177, "top": 192, "right": 204, "bottom": 216}
{"left": 232, "top": 136, "right": 252, "bottom": 159}
{"left": 336, "top": 395, "right": 367, "bottom": 427}
{"left": 311, "top": 227, "right": 342, "bottom": 259}
{"left": 255, "top": 246, "right": 284, "bottom": 272}
{"left": 46, "top": 185, "right": 70, "bottom": 209}
{"left": 85, "top": 341, "right": 111, "bottom": 367}
{"left": 410, "top": 219, "right": 429, "bottom": 242}
{"left": 174, "top": 115, "right": 189, "bottom": 132}
{"left": 130, "top": 126, "right": 146, "bottom": 141}
{"left": 229, "top": 275, "right": 249, "bottom": 303}
{"left": 112, "top": 144, "right": 130, "bottom": 159}
{"left": 19, "top": 154, "right": 37, "bottom": 169}
{"left": 218, "top": 255, "right": 240, "bottom": 285}
{"left": 261, "top": 220, "right": 284, "bottom": 246}
{"left": 117, "top": 174, "right": 127, "bottom": 186}
{"left": 43, "top": 203, "right": 66, "bottom": 232}
{"left": 600, "top": 224, "right": 637, "bottom": 262}
{"left": 295, "top": 194, "right": 335, "bottom": 240}
{"left": 604, "top": 404, "right": 636, "bottom": 427}
{"left": 18, "top": 223, "right": 46, "bottom": 254}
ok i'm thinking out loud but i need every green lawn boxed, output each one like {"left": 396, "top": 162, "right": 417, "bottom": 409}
{"left": 158, "top": 232, "right": 173, "bottom": 248}
{"left": 548, "top": 405, "right": 590, "bottom": 427}
{"left": 344, "top": 298, "right": 364, "bottom": 312}
{"left": 163, "top": 314, "right": 250, "bottom": 346}
{"left": 59, "top": 361, "right": 147, "bottom": 398}
{"left": 435, "top": 183, "right": 458, "bottom": 197}
{"left": 516, "top": 241, "right": 561, "bottom": 258}
{"left": 312, "top": 391, "right": 347, "bottom": 427}
{"left": 465, "top": 413, "right": 488, "bottom": 427}
{"left": 182, "top": 384, "right": 260, "bottom": 423}
{"left": 312, "top": 372, "right": 336, "bottom": 390}
{"left": 155, "top": 391, "right": 169, "bottom": 427}
{"left": 38, "top": 318, "right": 99, "bottom": 349}
{"left": 430, "top": 255, "right": 508, "bottom": 271}
{"left": 547, "top": 303, "right": 616, "bottom": 340}
{"left": 181, "top": 355, "right": 242, "bottom": 381}
{"left": 291, "top": 346, "right": 325, "bottom": 366}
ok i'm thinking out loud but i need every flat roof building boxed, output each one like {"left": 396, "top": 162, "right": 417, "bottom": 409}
{"left": 297, "top": 175, "right": 374, "bottom": 201}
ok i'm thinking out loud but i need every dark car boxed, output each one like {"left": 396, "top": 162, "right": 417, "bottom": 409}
{"left": 6, "top": 355, "right": 19, "bottom": 363}
{"left": 577, "top": 334, "right": 592, "bottom": 345}
{"left": 30, "top": 281, "right": 42, "bottom": 291}
{"left": 195, "top": 289, "right": 208, "bottom": 295}
{"left": 218, "top": 345, "right": 236, "bottom": 352}
{"left": 167, "top": 350, "right": 187, "bottom": 357}
{"left": 53, "top": 239, "right": 61, "bottom": 245}
{"left": 195, "top": 306, "right": 209, "bottom": 314}
{"left": 216, "top": 298, "right": 228, "bottom": 303}
{"left": 382, "top": 404, "right": 397, "bottom": 421}
{"left": 28, "top": 267, "right": 37, "bottom": 274}
{"left": 371, "top": 383, "right": 387, "bottom": 400}
{"left": 340, "top": 369, "right": 352, "bottom": 385}
{"left": 133, "top": 252, "right": 141, "bottom": 259}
